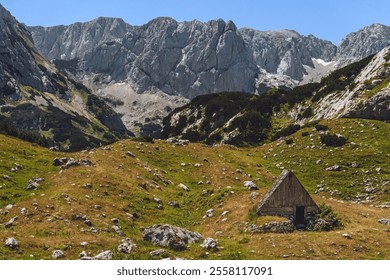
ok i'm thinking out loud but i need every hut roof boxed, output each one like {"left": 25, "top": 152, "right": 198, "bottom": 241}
{"left": 257, "top": 169, "right": 318, "bottom": 213}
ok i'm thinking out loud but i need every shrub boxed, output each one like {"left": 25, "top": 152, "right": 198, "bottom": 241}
{"left": 301, "top": 131, "right": 309, "bottom": 137}
{"left": 315, "top": 124, "right": 328, "bottom": 131}
{"left": 309, "top": 203, "right": 343, "bottom": 231}
{"left": 272, "top": 124, "right": 301, "bottom": 140}
{"left": 320, "top": 133, "right": 347, "bottom": 147}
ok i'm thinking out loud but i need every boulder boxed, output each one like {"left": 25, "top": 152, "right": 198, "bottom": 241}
{"left": 378, "top": 218, "right": 390, "bottom": 225}
{"left": 325, "top": 165, "right": 341, "bottom": 171}
{"left": 150, "top": 249, "right": 165, "bottom": 257}
{"left": 5, "top": 237, "right": 19, "bottom": 249}
{"left": 200, "top": 238, "right": 218, "bottom": 250}
{"left": 52, "top": 250, "right": 65, "bottom": 259}
{"left": 243, "top": 181, "right": 258, "bottom": 190}
{"left": 93, "top": 250, "right": 113, "bottom": 260}
{"left": 178, "top": 183, "right": 189, "bottom": 191}
{"left": 142, "top": 224, "right": 202, "bottom": 251}
{"left": 168, "top": 201, "right": 180, "bottom": 208}
{"left": 205, "top": 209, "right": 214, "bottom": 218}
{"left": 118, "top": 238, "right": 137, "bottom": 254}
{"left": 26, "top": 178, "right": 44, "bottom": 190}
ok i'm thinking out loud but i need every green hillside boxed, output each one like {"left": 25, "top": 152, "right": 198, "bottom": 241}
{"left": 0, "top": 118, "right": 389, "bottom": 260}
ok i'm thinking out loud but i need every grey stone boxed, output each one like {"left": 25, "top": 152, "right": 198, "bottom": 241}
{"left": 5, "top": 237, "right": 19, "bottom": 249}
{"left": 149, "top": 249, "right": 165, "bottom": 257}
{"left": 205, "top": 209, "right": 214, "bottom": 218}
{"left": 26, "top": 178, "right": 44, "bottom": 190}
{"left": 200, "top": 238, "right": 218, "bottom": 250}
{"left": 142, "top": 224, "right": 202, "bottom": 251}
{"left": 5, "top": 216, "right": 18, "bottom": 228}
{"left": 125, "top": 151, "right": 136, "bottom": 158}
{"left": 118, "top": 238, "right": 137, "bottom": 254}
{"left": 92, "top": 250, "right": 113, "bottom": 260}
{"left": 351, "top": 161, "right": 360, "bottom": 168}
{"left": 243, "top": 181, "right": 258, "bottom": 190}
{"left": 168, "top": 201, "right": 180, "bottom": 208}
{"left": 325, "top": 165, "right": 341, "bottom": 171}
{"left": 378, "top": 218, "right": 390, "bottom": 225}
{"left": 342, "top": 233, "right": 352, "bottom": 239}
{"left": 52, "top": 250, "right": 65, "bottom": 259}
{"left": 178, "top": 183, "right": 189, "bottom": 192}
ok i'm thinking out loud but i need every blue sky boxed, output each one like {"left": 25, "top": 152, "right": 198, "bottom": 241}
{"left": 1, "top": 0, "right": 390, "bottom": 44}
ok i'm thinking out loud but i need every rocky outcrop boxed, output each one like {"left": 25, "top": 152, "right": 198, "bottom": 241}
{"left": 29, "top": 17, "right": 132, "bottom": 61}
{"left": 337, "top": 23, "right": 390, "bottom": 65}
{"left": 142, "top": 224, "right": 202, "bottom": 250}
{"left": 239, "top": 28, "right": 336, "bottom": 80}
{"left": 28, "top": 16, "right": 390, "bottom": 137}
{"left": 0, "top": 4, "right": 129, "bottom": 150}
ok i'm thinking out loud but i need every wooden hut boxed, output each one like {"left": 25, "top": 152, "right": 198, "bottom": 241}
{"left": 257, "top": 170, "right": 319, "bottom": 224}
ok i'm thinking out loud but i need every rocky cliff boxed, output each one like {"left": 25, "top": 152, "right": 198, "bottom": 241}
{"left": 0, "top": 4, "right": 129, "bottom": 150}
{"left": 28, "top": 16, "right": 390, "bottom": 138}
{"left": 161, "top": 46, "right": 390, "bottom": 146}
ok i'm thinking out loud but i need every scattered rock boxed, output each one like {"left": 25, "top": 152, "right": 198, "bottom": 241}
{"left": 5, "top": 237, "right": 19, "bottom": 249}
{"left": 166, "top": 138, "right": 189, "bottom": 146}
{"left": 168, "top": 201, "right": 180, "bottom": 208}
{"left": 316, "top": 160, "right": 322, "bottom": 164}
{"left": 178, "top": 183, "right": 189, "bottom": 191}
{"left": 5, "top": 204, "right": 13, "bottom": 210}
{"left": 5, "top": 216, "right": 18, "bottom": 228}
{"left": 205, "top": 209, "right": 214, "bottom": 218}
{"left": 84, "top": 220, "right": 93, "bottom": 226}
{"left": 54, "top": 158, "right": 93, "bottom": 169}
{"left": 342, "top": 233, "right": 352, "bottom": 239}
{"left": 325, "top": 165, "right": 341, "bottom": 171}
{"left": 111, "top": 218, "right": 119, "bottom": 224}
{"left": 150, "top": 249, "right": 165, "bottom": 257}
{"left": 364, "top": 187, "right": 376, "bottom": 194}
{"left": 378, "top": 218, "right": 390, "bottom": 225}
{"left": 52, "top": 250, "right": 65, "bottom": 259}
{"left": 112, "top": 225, "right": 124, "bottom": 236}
{"left": 80, "top": 242, "right": 88, "bottom": 246}
{"left": 351, "top": 161, "right": 360, "bottom": 168}
{"left": 221, "top": 211, "right": 229, "bottom": 216}
{"left": 243, "top": 181, "right": 258, "bottom": 190}
{"left": 118, "top": 238, "right": 137, "bottom": 254}
{"left": 250, "top": 192, "right": 259, "bottom": 199}
{"left": 200, "top": 238, "right": 218, "bottom": 250}
{"left": 26, "top": 178, "right": 44, "bottom": 190}
{"left": 125, "top": 151, "right": 136, "bottom": 158}
{"left": 79, "top": 251, "right": 91, "bottom": 260}
{"left": 154, "top": 197, "right": 162, "bottom": 205}
{"left": 92, "top": 250, "right": 113, "bottom": 260}
{"left": 142, "top": 224, "right": 202, "bottom": 251}
{"left": 194, "top": 163, "right": 202, "bottom": 167}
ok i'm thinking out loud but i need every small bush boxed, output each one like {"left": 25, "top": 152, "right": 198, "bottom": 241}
{"left": 309, "top": 203, "right": 343, "bottom": 231}
{"left": 315, "top": 124, "right": 328, "bottom": 131}
{"left": 272, "top": 124, "right": 301, "bottom": 140}
{"left": 301, "top": 131, "right": 309, "bottom": 137}
{"left": 285, "top": 138, "right": 294, "bottom": 145}
{"left": 320, "top": 133, "right": 347, "bottom": 147}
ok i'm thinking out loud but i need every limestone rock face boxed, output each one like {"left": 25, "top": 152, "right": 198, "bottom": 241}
{"left": 0, "top": 4, "right": 128, "bottom": 150}
{"left": 337, "top": 23, "right": 390, "bottom": 65}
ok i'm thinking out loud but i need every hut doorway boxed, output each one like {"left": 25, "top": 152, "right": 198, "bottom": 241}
{"left": 295, "top": 206, "right": 305, "bottom": 225}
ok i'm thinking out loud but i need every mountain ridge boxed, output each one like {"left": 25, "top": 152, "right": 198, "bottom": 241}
{"left": 0, "top": 4, "right": 130, "bottom": 150}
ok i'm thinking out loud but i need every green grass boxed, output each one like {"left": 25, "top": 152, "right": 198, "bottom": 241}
{"left": 1, "top": 118, "right": 390, "bottom": 260}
